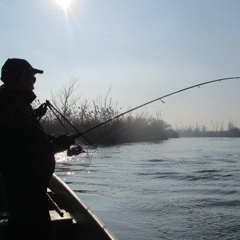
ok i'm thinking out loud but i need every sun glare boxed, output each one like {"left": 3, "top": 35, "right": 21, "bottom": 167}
{"left": 55, "top": 0, "right": 73, "bottom": 11}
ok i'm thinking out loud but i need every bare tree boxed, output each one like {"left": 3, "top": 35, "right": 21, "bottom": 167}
{"left": 51, "top": 78, "right": 82, "bottom": 118}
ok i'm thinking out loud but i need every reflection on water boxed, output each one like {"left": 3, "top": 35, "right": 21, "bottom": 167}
{"left": 55, "top": 138, "right": 240, "bottom": 240}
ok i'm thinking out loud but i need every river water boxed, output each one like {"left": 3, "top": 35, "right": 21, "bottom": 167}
{"left": 55, "top": 138, "right": 240, "bottom": 240}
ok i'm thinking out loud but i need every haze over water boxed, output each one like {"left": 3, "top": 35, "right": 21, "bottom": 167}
{"left": 1, "top": 1, "right": 240, "bottom": 129}
{"left": 55, "top": 138, "right": 240, "bottom": 240}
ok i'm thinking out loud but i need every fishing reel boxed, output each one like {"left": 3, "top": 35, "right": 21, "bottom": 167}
{"left": 67, "top": 144, "right": 92, "bottom": 167}
{"left": 67, "top": 144, "right": 84, "bottom": 157}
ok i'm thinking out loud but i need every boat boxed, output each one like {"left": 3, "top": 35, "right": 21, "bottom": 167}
{"left": 0, "top": 174, "right": 116, "bottom": 240}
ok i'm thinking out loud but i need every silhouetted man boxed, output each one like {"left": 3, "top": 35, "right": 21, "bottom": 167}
{"left": 0, "top": 58, "right": 74, "bottom": 240}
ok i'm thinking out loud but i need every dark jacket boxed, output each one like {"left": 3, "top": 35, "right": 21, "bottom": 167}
{"left": 0, "top": 86, "right": 55, "bottom": 194}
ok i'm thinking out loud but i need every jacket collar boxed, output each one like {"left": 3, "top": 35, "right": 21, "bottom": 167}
{"left": 0, "top": 85, "right": 36, "bottom": 104}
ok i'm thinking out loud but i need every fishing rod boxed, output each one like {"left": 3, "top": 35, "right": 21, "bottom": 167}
{"left": 70, "top": 77, "right": 240, "bottom": 140}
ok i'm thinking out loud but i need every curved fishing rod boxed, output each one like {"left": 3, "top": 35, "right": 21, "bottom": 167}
{"left": 70, "top": 77, "right": 240, "bottom": 140}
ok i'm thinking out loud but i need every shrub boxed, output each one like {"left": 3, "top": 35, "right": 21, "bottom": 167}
{"left": 38, "top": 80, "right": 176, "bottom": 145}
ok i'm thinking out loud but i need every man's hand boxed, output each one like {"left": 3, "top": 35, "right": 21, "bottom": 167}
{"left": 52, "top": 135, "right": 75, "bottom": 153}
{"left": 34, "top": 103, "right": 48, "bottom": 118}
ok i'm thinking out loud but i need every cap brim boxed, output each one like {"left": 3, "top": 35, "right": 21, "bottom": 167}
{"left": 33, "top": 68, "right": 44, "bottom": 74}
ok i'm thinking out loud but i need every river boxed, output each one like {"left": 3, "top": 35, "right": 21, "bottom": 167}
{"left": 55, "top": 138, "right": 240, "bottom": 240}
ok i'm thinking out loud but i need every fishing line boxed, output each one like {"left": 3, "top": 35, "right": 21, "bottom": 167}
{"left": 45, "top": 100, "right": 93, "bottom": 146}
{"left": 42, "top": 101, "right": 92, "bottom": 160}
{"left": 46, "top": 102, "right": 70, "bottom": 134}
{"left": 94, "top": 119, "right": 132, "bottom": 145}
{"left": 94, "top": 110, "right": 149, "bottom": 145}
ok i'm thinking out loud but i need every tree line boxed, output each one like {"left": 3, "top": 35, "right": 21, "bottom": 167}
{"left": 176, "top": 122, "right": 240, "bottom": 138}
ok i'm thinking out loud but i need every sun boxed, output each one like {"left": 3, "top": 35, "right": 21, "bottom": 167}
{"left": 55, "top": 0, "right": 73, "bottom": 11}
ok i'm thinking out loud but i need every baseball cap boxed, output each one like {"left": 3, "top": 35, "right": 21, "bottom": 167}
{"left": 1, "top": 58, "right": 44, "bottom": 83}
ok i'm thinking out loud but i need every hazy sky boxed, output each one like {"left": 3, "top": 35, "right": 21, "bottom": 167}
{"left": 1, "top": 0, "right": 240, "bottom": 130}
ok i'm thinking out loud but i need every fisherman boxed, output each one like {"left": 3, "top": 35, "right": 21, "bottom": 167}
{"left": 0, "top": 58, "right": 75, "bottom": 240}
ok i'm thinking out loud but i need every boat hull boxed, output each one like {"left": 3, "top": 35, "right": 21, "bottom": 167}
{"left": 0, "top": 174, "right": 116, "bottom": 240}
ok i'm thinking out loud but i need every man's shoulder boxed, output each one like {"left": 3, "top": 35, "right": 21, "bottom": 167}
{"left": 0, "top": 86, "right": 14, "bottom": 106}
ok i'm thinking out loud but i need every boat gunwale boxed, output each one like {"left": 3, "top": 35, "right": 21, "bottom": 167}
{"left": 50, "top": 174, "right": 117, "bottom": 240}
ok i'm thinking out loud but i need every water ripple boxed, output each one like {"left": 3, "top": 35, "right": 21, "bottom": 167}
{"left": 56, "top": 138, "right": 240, "bottom": 240}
